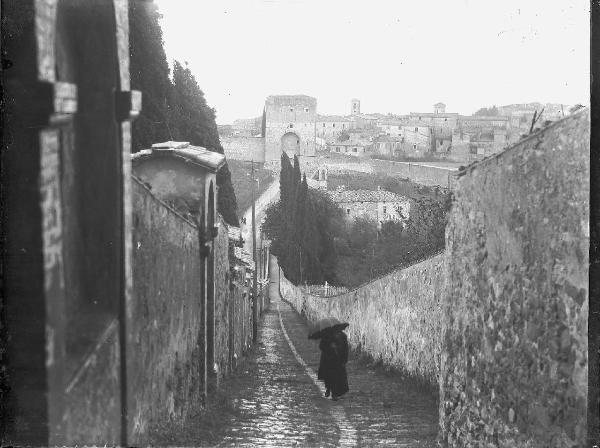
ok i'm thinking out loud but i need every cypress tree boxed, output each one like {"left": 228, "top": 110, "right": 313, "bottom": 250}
{"left": 293, "top": 173, "right": 308, "bottom": 283}
{"left": 167, "top": 61, "right": 238, "bottom": 226}
{"left": 129, "top": 0, "right": 172, "bottom": 151}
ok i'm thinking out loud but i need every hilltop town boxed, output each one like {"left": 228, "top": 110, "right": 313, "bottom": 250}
{"left": 219, "top": 97, "right": 574, "bottom": 165}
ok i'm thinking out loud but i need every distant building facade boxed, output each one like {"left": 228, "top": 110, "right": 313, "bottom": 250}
{"left": 316, "top": 115, "right": 352, "bottom": 143}
{"left": 329, "top": 187, "right": 411, "bottom": 228}
{"left": 327, "top": 141, "right": 371, "bottom": 157}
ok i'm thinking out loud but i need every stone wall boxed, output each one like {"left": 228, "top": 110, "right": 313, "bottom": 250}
{"left": 368, "top": 159, "right": 458, "bottom": 188}
{"left": 129, "top": 179, "right": 204, "bottom": 443}
{"left": 302, "top": 155, "right": 458, "bottom": 188}
{"left": 440, "top": 109, "right": 589, "bottom": 446}
{"left": 214, "top": 216, "right": 232, "bottom": 377}
{"left": 264, "top": 95, "right": 317, "bottom": 161}
{"left": 221, "top": 135, "right": 266, "bottom": 162}
{"left": 280, "top": 254, "right": 445, "bottom": 385}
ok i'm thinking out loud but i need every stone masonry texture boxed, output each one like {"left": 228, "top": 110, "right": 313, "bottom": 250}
{"left": 214, "top": 216, "right": 232, "bottom": 378}
{"left": 130, "top": 179, "right": 204, "bottom": 443}
{"left": 280, "top": 254, "right": 445, "bottom": 386}
{"left": 440, "top": 109, "right": 589, "bottom": 447}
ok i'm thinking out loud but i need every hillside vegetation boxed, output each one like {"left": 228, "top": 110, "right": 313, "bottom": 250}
{"left": 227, "top": 160, "right": 274, "bottom": 218}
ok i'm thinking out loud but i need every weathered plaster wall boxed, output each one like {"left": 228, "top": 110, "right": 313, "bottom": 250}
{"left": 440, "top": 109, "right": 589, "bottom": 447}
{"left": 221, "top": 136, "right": 266, "bottom": 162}
{"left": 281, "top": 254, "right": 445, "bottom": 384}
{"left": 130, "top": 180, "right": 204, "bottom": 443}
{"left": 62, "top": 321, "right": 121, "bottom": 444}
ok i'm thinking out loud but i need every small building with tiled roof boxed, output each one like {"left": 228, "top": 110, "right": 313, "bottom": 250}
{"left": 328, "top": 186, "right": 411, "bottom": 228}
{"left": 316, "top": 115, "right": 353, "bottom": 143}
{"left": 326, "top": 140, "right": 371, "bottom": 157}
{"left": 131, "top": 141, "right": 224, "bottom": 234}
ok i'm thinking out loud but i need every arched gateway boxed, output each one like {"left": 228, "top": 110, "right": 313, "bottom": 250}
{"left": 281, "top": 132, "right": 301, "bottom": 155}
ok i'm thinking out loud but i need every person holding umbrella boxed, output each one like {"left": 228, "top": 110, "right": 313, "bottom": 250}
{"left": 309, "top": 318, "right": 349, "bottom": 400}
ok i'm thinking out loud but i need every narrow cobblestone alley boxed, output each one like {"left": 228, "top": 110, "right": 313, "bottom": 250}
{"left": 210, "top": 258, "right": 439, "bottom": 447}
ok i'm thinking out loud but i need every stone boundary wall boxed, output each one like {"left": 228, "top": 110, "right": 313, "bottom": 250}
{"left": 301, "top": 155, "right": 458, "bottom": 188}
{"left": 280, "top": 254, "right": 445, "bottom": 385}
{"left": 214, "top": 215, "right": 232, "bottom": 378}
{"left": 221, "top": 135, "right": 266, "bottom": 162}
{"left": 369, "top": 159, "right": 458, "bottom": 189}
{"left": 130, "top": 179, "right": 204, "bottom": 442}
{"left": 440, "top": 108, "right": 589, "bottom": 446}
{"left": 241, "top": 179, "right": 280, "bottom": 254}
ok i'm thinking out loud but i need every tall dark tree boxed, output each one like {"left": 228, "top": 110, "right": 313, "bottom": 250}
{"left": 264, "top": 166, "right": 341, "bottom": 285}
{"left": 129, "top": 0, "right": 172, "bottom": 151}
{"left": 167, "top": 61, "right": 238, "bottom": 225}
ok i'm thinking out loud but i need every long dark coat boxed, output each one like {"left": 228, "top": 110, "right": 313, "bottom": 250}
{"left": 317, "top": 330, "right": 349, "bottom": 398}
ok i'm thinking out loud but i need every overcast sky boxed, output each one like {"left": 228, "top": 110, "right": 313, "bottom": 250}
{"left": 154, "top": 0, "right": 589, "bottom": 124}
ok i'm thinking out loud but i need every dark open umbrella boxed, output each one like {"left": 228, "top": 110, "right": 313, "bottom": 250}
{"left": 308, "top": 317, "right": 349, "bottom": 339}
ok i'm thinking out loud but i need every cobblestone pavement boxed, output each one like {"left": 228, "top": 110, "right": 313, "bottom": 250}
{"left": 213, "top": 259, "right": 439, "bottom": 447}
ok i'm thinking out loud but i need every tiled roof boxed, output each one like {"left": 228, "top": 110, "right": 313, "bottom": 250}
{"left": 328, "top": 189, "right": 408, "bottom": 203}
{"left": 132, "top": 141, "right": 226, "bottom": 172}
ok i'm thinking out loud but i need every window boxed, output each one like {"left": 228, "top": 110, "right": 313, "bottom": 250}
{"left": 383, "top": 206, "right": 387, "bottom": 215}
{"left": 289, "top": 123, "right": 294, "bottom": 128}
{"left": 346, "top": 209, "right": 351, "bottom": 215}
{"left": 415, "top": 127, "right": 418, "bottom": 132}
{"left": 290, "top": 108, "right": 294, "bottom": 112}
{"left": 413, "top": 144, "right": 417, "bottom": 150}
{"left": 342, "top": 124, "right": 345, "bottom": 129}
{"left": 353, "top": 147, "right": 357, "bottom": 152}
{"left": 444, "top": 118, "right": 447, "bottom": 122}
{"left": 304, "top": 107, "right": 309, "bottom": 112}
{"left": 323, "top": 123, "right": 325, "bottom": 127}
{"left": 333, "top": 124, "right": 336, "bottom": 128}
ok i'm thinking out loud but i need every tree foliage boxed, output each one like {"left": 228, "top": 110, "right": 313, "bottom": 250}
{"left": 473, "top": 105, "right": 499, "bottom": 116}
{"left": 129, "top": 0, "right": 171, "bottom": 151}
{"left": 335, "top": 192, "right": 452, "bottom": 287}
{"left": 262, "top": 153, "right": 342, "bottom": 285}
{"left": 129, "top": 3, "right": 238, "bottom": 225}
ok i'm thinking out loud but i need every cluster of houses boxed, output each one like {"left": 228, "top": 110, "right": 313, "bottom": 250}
{"left": 318, "top": 100, "right": 569, "bottom": 162}
{"left": 221, "top": 98, "right": 571, "bottom": 164}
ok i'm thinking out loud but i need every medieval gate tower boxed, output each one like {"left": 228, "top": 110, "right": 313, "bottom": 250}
{"left": 264, "top": 95, "right": 317, "bottom": 161}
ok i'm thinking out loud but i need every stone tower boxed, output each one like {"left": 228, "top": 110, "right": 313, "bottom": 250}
{"left": 263, "top": 95, "right": 317, "bottom": 161}
{"left": 351, "top": 98, "right": 361, "bottom": 115}
{"left": 434, "top": 102, "right": 446, "bottom": 114}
